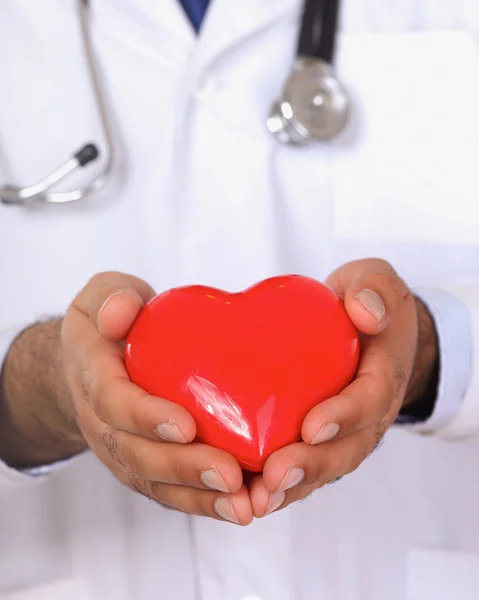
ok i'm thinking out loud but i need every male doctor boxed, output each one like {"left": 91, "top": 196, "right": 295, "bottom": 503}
{"left": 1, "top": 1, "right": 479, "bottom": 599}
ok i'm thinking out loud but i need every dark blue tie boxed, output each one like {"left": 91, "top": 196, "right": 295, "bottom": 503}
{"left": 178, "top": 0, "right": 211, "bottom": 32}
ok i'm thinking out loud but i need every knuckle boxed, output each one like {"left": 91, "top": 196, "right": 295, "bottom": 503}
{"left": 86, "top": 272, "right": 105, "bottom": 287}
{"left": 173, "top": 494, "right": 191, "bottom": 514}
{"left": 122, "top": 437, "right": 145, "bottom": 474}
{"left": 340, "top": 393, "right": 362, "bottom": 427}
{"left": 128, "top": 472, "right": 153, "bottom": 499}
{"left": 81, "top": 368, "right": 93, "bottom": 403}
{"left": 90, "top": 373, "right": 120, "bottom": 423}
{"left": 341, "top": 453, "right": 363, "bottom": 477}
{"left": 90, "top": 385, "right": 109, "bottom": 422}
{"left": 369, "top": 258, "right": 395, "bottom": 274}
{"left": 199, "top": 495, "right": 217, "bottom": 519}
{"left": 337, "top": 454, "right": 353, "bottom": 477}
{"left": 172, "top": 461, "right": 190, "bottom": 486}
{"left": 85, "top": 272, "right": 127, "bottom": 317}
{"left": 372, "top": 420, "right": 387, "bottom": 453}
{"left": 378, "top": 272, "right": 410, "bottom": 304}
{"left": 364, "top": 375, "right": 390, "bottom": 412}
{"left": 128, "top": 476, "right": 174, "bottom": 512}
{"left": 128, "top": 406, "right": 142, "bottom": 432}
{"left": 128, "top": 392, "right": 153, "bottom": 432}
{"left": 393, "top": 360, "right": 409, "bottom": 395}
{"left": 100, "top": 426, "right": 122, "bottom": 464}
{"left": 291, "top": 484, "right": 318, "bottom": 504}
{"left": 351, "top": 258, "right": 396, "bottom": 282}
{"left": 381, "top": 354, "right": 409, "bottom": 398}
{"left": 357, "top": 272, "right": 408, "bottom": 312}
{"left": 347, "top": 459, "right": 363, "bottom": 476}
{"left": 156, "top": 485, "right": 194, "bottom": 515}
{"left": 87, "top": 271, "right": 121, "bottom": 288}
{"left": 339, "top": 437, "right": 375, "bottom": 479}
{"left": 320, "top": 423, "right": 387, "bottom": 486}
{"left": 343, "top": 427, "right": 386, "bottom": 477}
{"left": 374, "top": 271, "right": 401, "bottom": 295}
{"left": 85, "top": 273, "right": 108, "bottom": 306}
{"left": 322, "top": 453, "right": 348, "bottom": 484}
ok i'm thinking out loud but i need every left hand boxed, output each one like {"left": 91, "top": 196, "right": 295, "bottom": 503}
{"left": 249, "top": 258, "right": 438, "bottom": 518}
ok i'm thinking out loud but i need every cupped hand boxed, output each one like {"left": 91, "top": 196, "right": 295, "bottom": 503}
{"left": 250, "top": 259, "right": 437, "bottom": 518}
{"left": 61, "top": 272, "right": 253, "bottom": 525}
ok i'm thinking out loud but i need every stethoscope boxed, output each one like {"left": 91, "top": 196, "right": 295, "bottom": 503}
{"left": 0, "top": 0, "right": 347, "bottom": 206}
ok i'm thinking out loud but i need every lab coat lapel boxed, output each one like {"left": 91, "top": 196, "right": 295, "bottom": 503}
{"left": 195, "top": 0, "right": 299, "bottom": 72}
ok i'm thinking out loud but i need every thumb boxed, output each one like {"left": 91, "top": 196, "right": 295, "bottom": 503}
{"left": 326, "top": 259, "right": 410, "bottom": 336}
{"left": 74, "top": 272, "right": 156, "bottom": 342}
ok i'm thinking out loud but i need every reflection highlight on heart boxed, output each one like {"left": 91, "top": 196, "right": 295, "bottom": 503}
{"left": 186, "top": 374, "right": 253, "bottom": 442}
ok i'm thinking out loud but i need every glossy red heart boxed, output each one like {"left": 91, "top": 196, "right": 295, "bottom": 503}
{"left": 125, "top": 275, "right": 359, "bottom": 472}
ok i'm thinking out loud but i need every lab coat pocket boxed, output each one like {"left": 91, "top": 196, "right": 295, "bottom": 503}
{"left": 406, "top": 548, "right": 479, "bottom": 600}
{"left": 333, "top": 31, "right": 479, "bottom": 244}
{"left": 0, "top": 578, "right": 88, "bottom": 600}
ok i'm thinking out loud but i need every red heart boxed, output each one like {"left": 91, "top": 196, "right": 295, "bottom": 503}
{"left": 125, "top": 275, "right": 359, "bottom": 472}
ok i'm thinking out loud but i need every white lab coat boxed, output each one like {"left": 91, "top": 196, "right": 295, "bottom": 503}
{"left": 1, "top": 1, "right": 479, "bottom": 599}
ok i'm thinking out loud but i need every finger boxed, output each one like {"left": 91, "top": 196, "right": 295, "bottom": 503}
{"left": 80, "top": 343, "right": 196, "bottom": 441}
{"left": 98, "top": 425, "right": 243, "bottom": 493}
{"left": 83, "top": 412, "right": 252, "bottom": 525}
{"left": 249, "top": 475, "right": 286, "bottom": 518}
{"left": 303, "top": 271, "right": 417, "bottom": 445}
{"left": 64, "top": 294, "right": 196, "bottom": 442}
{"left": 302, "top": 347, "right": 401, "bottom": 445}
{"left": 326, "top": 259, "right": 411, "bottom": 335}
{"left": 131, "top": 478, "right": 253, "bottom": 525}
{"left": 73, "top": 271, "right": 156, "bottom": 341}
{"left": 262, "top": 428, "right": 380, "bottom": 494}
{"left": 250, "top": 474, "right": 317, "bottom": 518}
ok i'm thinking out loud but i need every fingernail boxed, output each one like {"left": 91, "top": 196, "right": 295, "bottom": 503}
{"left": 97, "top": 290, "right": 124, "bottom": 334}
{"left": 265, "top": 491, "right": 286, "bottom": 516}
{"left": 311, "top": 423, "right": 340, "bottom": 445}
{"left": 155, "top": 420, "right": 187, "bottom": 444}
{"left": 278, "top": 467, "right": 305, "bottom": 492}
{"left": 200, "top": 468, "right": 230, "bottom": 493}
{"left": 355, "top": 289, "right": 385, "bottom": 322}
{"left": 214, "top": 497, "right": 240, "bottom": 524}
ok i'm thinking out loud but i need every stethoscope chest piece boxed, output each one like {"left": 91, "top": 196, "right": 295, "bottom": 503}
{"left": 268, "top": 57, "right": 349, "bottom": 145}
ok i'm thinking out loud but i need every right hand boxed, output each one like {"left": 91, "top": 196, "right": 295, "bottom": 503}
{"left": 61, "top": 272, "right": 253, "bottom": 525}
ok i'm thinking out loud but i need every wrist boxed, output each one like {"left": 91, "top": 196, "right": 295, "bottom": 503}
{"left": 402, "top": 297, "right": 439, "bottom": 409}
{"left": 0, "top": 319, "right": 86, "bottom": 469}
{"left": 53, "top": 320, "right": 85, "bottom": 443}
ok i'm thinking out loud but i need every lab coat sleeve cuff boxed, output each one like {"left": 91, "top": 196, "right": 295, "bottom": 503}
{"left": 395, "top": 288, "right": 473, "bottom": 436}
{"left": 0, "top": 324, "right": 76, "bottom": 497}
{"left": 0, "top": 455, "right": 73, "bottom": 499}
{"left": 426, "top": 281, "right": 479, "bottom": 440}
